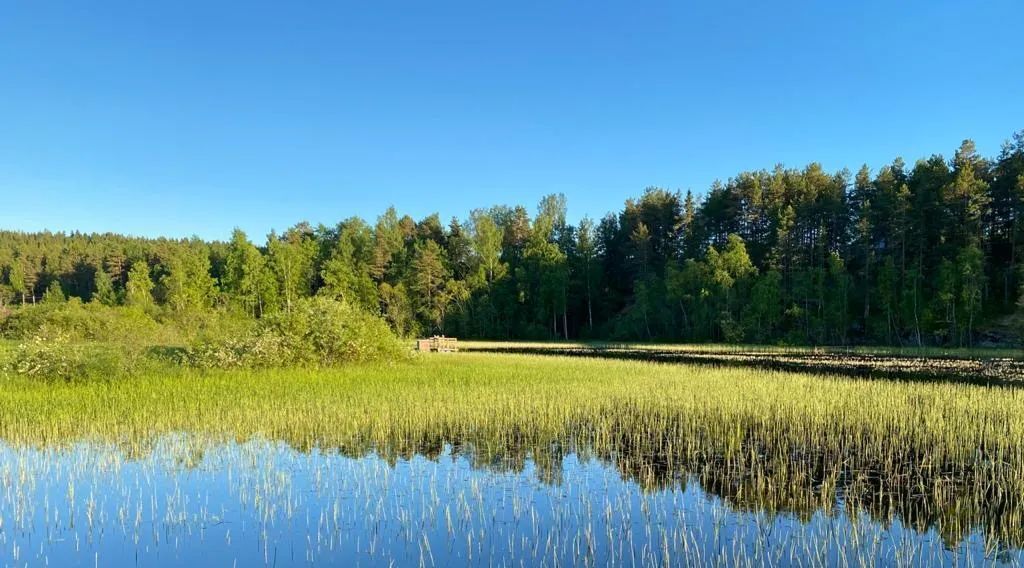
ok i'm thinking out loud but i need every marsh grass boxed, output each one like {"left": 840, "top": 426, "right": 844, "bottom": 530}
{"left": 1, "top": 352, "right": 1022, "bottom": 551}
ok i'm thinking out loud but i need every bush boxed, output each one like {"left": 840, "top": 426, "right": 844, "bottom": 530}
{"left": 3, "top": 330, "right": 150, "bottom": 382}
{"left": 180, "top": 330, "right": 288, "bottom": 369}
{"left": 0, "top": 300, "right": 168, "bottom": 344}
{"left": 183, "top": 297, "right": 407, "bottom": 369}
{"left": 160, "top": 306, "right": 256, "bottom": 345}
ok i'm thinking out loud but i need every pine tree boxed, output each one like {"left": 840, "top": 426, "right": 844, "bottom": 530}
{"left": 410, "top": 240, "right": 450, "bottom": 333}
{"left": 370, "top": 207, "right": 404, "bottom": 281}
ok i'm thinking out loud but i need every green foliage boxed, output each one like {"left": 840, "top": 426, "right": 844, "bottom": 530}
{"left": 319, "top": 219, "right": 378, "bottom": 312}
{"left": 745, "top": 269, "right": 782, "bottom": 341}
{"left": 266, "top": 228, "right": 317, "bottom": 312}
{"left": 41, "top": 280, "right": 66, "bottom": 304}
{"left": 3, "top": 331, "right": 152, "bottom": 382}
{"left": 410, "top": 240, "right": 451, "bottom": 333}
{"left": 92, "top": 268, "right": 118, "bottom": 306}
{"left": 125, "top": 261, "right": 155, "bottom": 309}
{"left": 223, "top": 229, "right": 277, "bottom": 317}
{"left": 7, "top": 260, "right": 28, "bottom": 303}
{"left": 0, "top": 300, "right": 165, "bottom": 343}
{"left": 1, "top": 130, "right": 1023, "bottom": 346}
{"left": 184, "top": 297, "right": 406, "bottom": 369}
{"left": 161, "top": 239, "right": 217, "bottom": 313}
{"left": 379, "top": 281, "right": 417, "bottom": 337}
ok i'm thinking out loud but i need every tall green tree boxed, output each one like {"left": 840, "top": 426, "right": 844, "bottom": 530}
{"left": 223, "top": 229, "right": 276, "bottom": 317}
{"left": 125, "top": 261, "right": 155, "bottom": 309}
{"left": 574, "top": 217, "right": 599, "bottom": 332}
{"left": 161, "top": 240, "right": 217, "bottom": 313}
{"left": 410, "top": 239, "right": 450, "bottom": 333}
{"left": 8, "top": 260, "right": 27, "bottom": 304}
{"left": 92, "top": 268, "right": 118, "bottom": 306}
{"left": 267, "top": 228, "right": 316, "bottom": 313}
{"left": 320, "top": 220, "right": 378, "bottom": 312}
{"left": 42, "top": 280, "right": 66, "bottom": 304}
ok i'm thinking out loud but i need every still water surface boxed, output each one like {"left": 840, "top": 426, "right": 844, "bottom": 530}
{"left": 0, "top": 436, "right": 1019, "bottom": 567}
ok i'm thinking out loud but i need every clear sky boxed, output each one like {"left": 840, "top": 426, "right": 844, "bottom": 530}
{"left": 1, "top": 1, "right": 1021, "bottom": 241}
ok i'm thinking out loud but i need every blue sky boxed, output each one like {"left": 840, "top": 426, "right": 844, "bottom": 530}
{"left": 1, "top": 1, "right": 1021, "bottom": 241}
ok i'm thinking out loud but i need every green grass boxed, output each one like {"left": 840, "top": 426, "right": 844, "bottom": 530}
{"left": 1, "top": 352, "right": 1021, "bottom": 461}
{"left": 1, "top": 352, "right": 1023, "bottom": 545}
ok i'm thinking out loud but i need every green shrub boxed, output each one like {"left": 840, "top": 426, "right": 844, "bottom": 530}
{"left": 0, "top": 300, "right": 258, "bottom": 349}
{"left": 2, "top": 328, "right": 161, "bottom": 382}
{"left": 160, "top": 306, "right": 256, "bottom": 345}
{"left": 0, "top": 300, "right": 167, "bottom": 344}
{"left": 184, "top": 297, "right": 407, "bottom": 369}
{"left": 180, "top": 330, "right": 287, "bottom": 369}
{"left": 5, "top": 333, "right": 79, "bottom": 381}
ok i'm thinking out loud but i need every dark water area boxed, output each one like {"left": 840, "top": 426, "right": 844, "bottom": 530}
{"left": 0, "top": 436, "right": 1020, "bottom": 567}
{"left": 469, "top": 346, "right": 1024, "bottom": 386}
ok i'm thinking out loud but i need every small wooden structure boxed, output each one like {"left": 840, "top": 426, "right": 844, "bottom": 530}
{"left": 417, "top": 335, "right": 459, "bottom": 353}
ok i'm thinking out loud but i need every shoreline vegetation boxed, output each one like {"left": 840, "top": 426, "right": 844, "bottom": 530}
{"left": 0, "top": 133, "right": 1022, "bottom": 564}
{"left": 2, "top": 298, "right": 1021, "bottom": 384}
{"left": 1, "top": 132, "right": 1023, "bottom": 351}
{"left": 1, "top": 353, "right": 1022, "bottom": 550}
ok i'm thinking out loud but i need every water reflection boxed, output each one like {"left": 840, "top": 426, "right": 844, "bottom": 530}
{"left": 0, "top": 436, "right": 1020, "bottom": 567}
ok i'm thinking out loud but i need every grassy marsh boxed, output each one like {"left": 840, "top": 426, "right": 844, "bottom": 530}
{"left": 1, "top": 352, "right": 1023, "bottom": 564}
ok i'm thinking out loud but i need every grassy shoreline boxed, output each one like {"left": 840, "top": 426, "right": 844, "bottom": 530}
{"left": 2, "top": 352, "right": 1023, "bottom": 546}
{"left": 2, "top": 352, "right": 1020, "bottom": 447}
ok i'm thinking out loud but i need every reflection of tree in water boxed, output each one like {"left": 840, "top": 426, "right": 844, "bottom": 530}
{"left": 12, "top": 410, "right": 1023, "bottom": 554}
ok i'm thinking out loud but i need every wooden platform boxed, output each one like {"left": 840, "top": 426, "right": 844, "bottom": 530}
{"left": 416, "top": 336, "right": 459, "bottom": 353}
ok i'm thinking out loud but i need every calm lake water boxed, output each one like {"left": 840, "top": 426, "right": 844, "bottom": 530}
{"left": 0, "top": 436, "right": 1020, "bottom": 567}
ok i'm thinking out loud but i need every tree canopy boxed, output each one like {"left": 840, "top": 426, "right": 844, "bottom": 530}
{"left": 2, "top": 132, "right": 1024, "bottom": 346}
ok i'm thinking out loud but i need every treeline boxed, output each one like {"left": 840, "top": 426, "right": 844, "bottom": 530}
{"left": 2, "top": 132, "right": 1023, "bottom": 346}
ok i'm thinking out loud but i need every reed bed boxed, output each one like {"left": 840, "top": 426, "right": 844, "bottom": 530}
{"left": 1, "top": 352, "right": 1023, "bottom": 561}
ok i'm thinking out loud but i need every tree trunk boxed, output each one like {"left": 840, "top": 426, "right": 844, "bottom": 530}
{"left": 679, "top": 300, "right": 690, "bottom": 338}
{"left": 863, "top": 251, "right": 870, "bottom": 330}
{"left": 586, "top": 281, "right": 593, "bottom": 331}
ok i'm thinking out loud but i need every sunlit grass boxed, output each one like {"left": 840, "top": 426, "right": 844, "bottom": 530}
{"left": 1, "top": 352, "right": 1023, "bottom": 551}
{"left": 2, "top": 353, "right": 1021, "bottom": 462}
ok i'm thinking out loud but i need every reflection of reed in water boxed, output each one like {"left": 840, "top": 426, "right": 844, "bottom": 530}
{"left": 9, "top": 414, "right": 1024, "bottom": 551}
{"left": 107, "top": 423, "right": 1024, "bottom": 552}
{"left": 336, "top": 411, "right": 1024, "bottom": 552}
{"left": 2, "top": 355, "right": 1022, "bottom": 556}
{"left": 4, "top": 421, "right": 1022, "bottom": 560}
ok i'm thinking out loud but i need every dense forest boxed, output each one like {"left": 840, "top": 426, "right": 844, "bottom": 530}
{"left": 2, "top": 133, "right": 1023, "bottom": 346}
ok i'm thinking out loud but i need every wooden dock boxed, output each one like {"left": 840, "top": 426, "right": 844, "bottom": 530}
{"left": 416, "top": 336, "right": 459, "bottom": 353}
